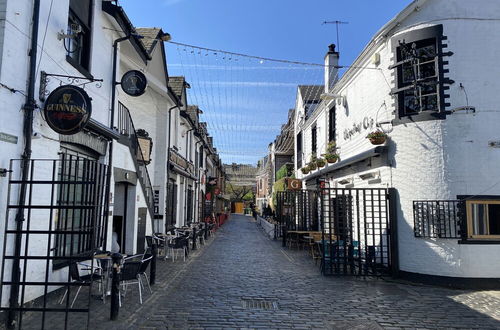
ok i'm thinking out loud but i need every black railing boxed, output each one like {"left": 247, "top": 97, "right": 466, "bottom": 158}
{"left": 117, "top": 102, "right": 155, "bottom": 218}
{"left": 413, "top": 200, "right": 461, "bottom": 238}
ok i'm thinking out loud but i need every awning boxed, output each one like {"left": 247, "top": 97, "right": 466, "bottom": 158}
{"left": 86, "top": 119, "right": 121, "bottom": 140}
{"left": 303, "top": 146, "right": 388, "bottom": 182}
{"left": 169, "top": 163, "right": 197, "bottom": 180}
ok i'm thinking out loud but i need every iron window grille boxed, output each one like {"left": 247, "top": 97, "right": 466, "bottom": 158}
{"left": 390, "top": 25, "right": 453, "bottom": 124}
{"left": 53, "top": 147, "right": 104, "bottom": 269}
{"left": 413, "top": 200, "right": 462, "bottom": 238}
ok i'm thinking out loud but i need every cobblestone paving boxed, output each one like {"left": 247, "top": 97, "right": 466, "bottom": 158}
{"left": 15, "top": 215, "right": 500, "bottom": 329}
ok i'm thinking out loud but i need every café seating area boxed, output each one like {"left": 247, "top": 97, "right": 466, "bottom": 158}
{"left": 283, "top": 229, "right": 365, "bottom": 275}
{"left": 59, "top": 221, "right": 220, "bottom": 314}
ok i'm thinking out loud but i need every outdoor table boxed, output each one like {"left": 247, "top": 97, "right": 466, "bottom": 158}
{"left": 94, "top": 253, "right": 113, "bottom": 299}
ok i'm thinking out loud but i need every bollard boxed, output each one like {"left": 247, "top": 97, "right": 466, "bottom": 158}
{"left": 150, "top": 243, "right": 157, "bottom": 285}
{"left": 192, "top": 227, "right": 197, "bottom": 250}
{"left": 110, "top": 253, "right": 123, "bottom": 321}
{"left": 282, "top": 226, "right": 287, "bottom": 247}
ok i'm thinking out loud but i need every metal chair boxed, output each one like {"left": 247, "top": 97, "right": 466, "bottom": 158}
{"left": 139, "top": 254, "right": 153, "bottom": 294}
{"left": 168, "top": 237, "right": 188, "bottom": 262}
{"left": 120, "top": 260, "right": 143, "bottom": 304}
{"left": 59, "top": 262, "right": 103, "bottom": 307}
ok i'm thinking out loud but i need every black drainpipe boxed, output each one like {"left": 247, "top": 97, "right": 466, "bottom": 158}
{"left": 194, "top": 139, "right": 202, "bottom": 222}
{"left": 107, "top": 33, "right": 132, "bottom": 321}
{"left": 102, "top": 34, "right": 131, "bottom": 248}
{"left": 7, "top": 1, "right": 40, "bottom": 328}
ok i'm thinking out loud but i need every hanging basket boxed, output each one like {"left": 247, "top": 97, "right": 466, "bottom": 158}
{"left": 369, "top": 136, "right": 386, "bottom": 145}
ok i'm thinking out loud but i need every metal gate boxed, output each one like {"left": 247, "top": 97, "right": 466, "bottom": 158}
{"left": 0, "top": 157, "right": 108, "bottom": 329}
{"left": 320, "top": 188, "right": 397, "bottom": 276}
{"left": 276, "top": 190, "right": 319, "bottom": 245}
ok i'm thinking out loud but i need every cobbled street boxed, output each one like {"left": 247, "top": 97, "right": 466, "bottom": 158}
{"left": 14, "top": 214, "right": 500, "bottom": 330}
{"left": 83, "top": 214, "right": 500, "bottom": 330}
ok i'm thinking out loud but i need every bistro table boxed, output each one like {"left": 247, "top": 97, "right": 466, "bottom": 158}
{"left": 94, "top": 253, "right": 113, "bottom": 300}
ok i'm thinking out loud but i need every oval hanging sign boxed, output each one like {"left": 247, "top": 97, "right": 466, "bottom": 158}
{"left": 43, "top": 85, "right": 92, "bottom": 135}
{"left": 121, "top": 70, "right": 147, "bottom": 96}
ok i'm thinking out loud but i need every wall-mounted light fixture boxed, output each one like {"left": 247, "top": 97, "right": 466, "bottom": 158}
{"left": 337, "top": 177, "right": 353, "bottom": 185}
{"left": 359, "top": 171, "right": 380, "bottom": 181}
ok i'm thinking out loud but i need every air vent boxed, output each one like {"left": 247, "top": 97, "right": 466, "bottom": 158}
{"left": 241, "top": 298, "right": 278, "bottom": 310}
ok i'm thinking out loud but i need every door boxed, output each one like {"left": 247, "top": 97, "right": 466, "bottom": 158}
{"left": 137, "top": 207, "right": 147, "bottom": 253}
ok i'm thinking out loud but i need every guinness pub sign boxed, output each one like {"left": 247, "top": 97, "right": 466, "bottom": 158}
{"left": 43, "top": 85, "right": 92, "bottom": 135}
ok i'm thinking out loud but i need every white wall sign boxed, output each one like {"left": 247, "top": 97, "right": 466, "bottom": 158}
{"left": 343, "top": 117, "right": 374, "bottom": 140}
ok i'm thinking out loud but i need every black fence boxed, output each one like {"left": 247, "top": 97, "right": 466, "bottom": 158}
{"left": 276, "top": 190, "right": 319, "bottom": 231}
{"left": 413, "top": 200, "right": 462, "bottom": 238}
{"left": 276, "top": 190, "right": 319, "bottom": 245}
{"left": 320, "top": 188, "right": 395, "bottom": 276}
{"left": 1, "top": 157, "right": 107, "bottom": 329}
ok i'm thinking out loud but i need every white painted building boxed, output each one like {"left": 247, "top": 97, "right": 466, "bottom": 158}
{"left": 0, "top": 0, "right": 183, "bottom": 314}
{"left": 294, "top": 0, "right": 500, "bottom": 285}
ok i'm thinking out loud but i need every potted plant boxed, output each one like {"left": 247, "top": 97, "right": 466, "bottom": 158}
{"left": 366, "top": 130, "right": 387, "bottom": 145}
{"left": 316, "top": 157, "right": 326, "bottom": 168}
{"left": 324, "top": 153, "right": 339, "bottom": 164}
{"left": 301, "top": 167, "right": 310, "bottom": 175}
{"left": 324, "top": 141, "right": 339, "bottom": 163}
{"left": 308, "top": 153, "right": 318, "bottom": 171}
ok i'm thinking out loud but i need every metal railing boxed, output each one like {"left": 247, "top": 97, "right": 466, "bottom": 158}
{"left": 413, "top": 200, "right": 462, "bottom": 238}
{"left": 117, "top": 102, "right": 155, "bottom": 217}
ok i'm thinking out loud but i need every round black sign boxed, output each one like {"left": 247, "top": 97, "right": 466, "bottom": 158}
{"left": 121, "top": 70, "right": 147, "bottom": 96}
{"left": 43, "top": 85, "right": 92, "bottom": 135}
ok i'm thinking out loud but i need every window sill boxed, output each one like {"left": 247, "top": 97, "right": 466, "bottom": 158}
{"left": 66, "top": 56, "right": 93, "bottom": 80}
{"left": 458, "top": 239, "right": 500, "bottom": 245}
{"left": 393, "top": 111, "right": 446, "bottom": 126}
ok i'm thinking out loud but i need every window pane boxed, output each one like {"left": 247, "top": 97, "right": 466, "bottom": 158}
{"left": 471, "top": 204, "right": 488, "bottom": 235}
{"left": 419, "top": 61, "right": 437, "bottom": 79}
{"left": 417, "top": 44, "right": 436, "bottom": 59}
{"left": 488, "top": 204, "right": 500, "bottom": 235}
{"left": 421, "top": 95, "right": 438, "bottom": 111}
{"left": 403, "top": 90, "right": 419, "bottom": 114}
{"left": 402, "top": 63, "right": 414, "bottom": 84}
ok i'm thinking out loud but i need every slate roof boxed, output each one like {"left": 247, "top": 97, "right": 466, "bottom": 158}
{"left": 168, "top": 76, "right": 186, "bottom": 99}
{"left": 298, "top": 85, "right": 323, "bottom": 102}
{"left": 136, "top": 27, "right": 161, "bottom": 55}
{"left": 186, "top": 105, "right": 200, "bottom": 124}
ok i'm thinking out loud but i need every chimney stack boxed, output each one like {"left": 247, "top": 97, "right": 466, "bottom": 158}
{"left": 324, "top": 44, "right": 339, "bottom": 93}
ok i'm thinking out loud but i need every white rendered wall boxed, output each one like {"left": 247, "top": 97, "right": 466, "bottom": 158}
{"left": 296, "top": 0, "right": 500, "bottom": 278}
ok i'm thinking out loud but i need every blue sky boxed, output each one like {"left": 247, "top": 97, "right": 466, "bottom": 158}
{"left": 119, "top": 0, "right": 413, "bottom": 165}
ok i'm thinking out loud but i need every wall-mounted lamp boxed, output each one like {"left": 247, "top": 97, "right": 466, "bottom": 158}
{"left": 337, "top": 177, "right": 353, "bottom": 185}
{"left": 359, "top": 171, "right": 380, "bottom": 180}
{"left": 159, "top": 32, "right": 171, "bottom": 42}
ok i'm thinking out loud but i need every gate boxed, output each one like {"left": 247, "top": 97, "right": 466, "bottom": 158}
{"left": 276, "top": 190, "right": 319, "bottom": 246}
{"left": 320, "top": 188, "right": 396, "bottom": 276}
{"left": 0, "top": 157, "right": 108, "bottom": 329}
